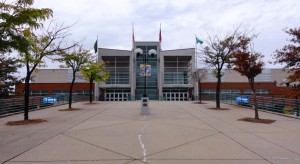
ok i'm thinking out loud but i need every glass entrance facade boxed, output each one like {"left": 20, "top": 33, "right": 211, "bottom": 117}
{"left": 135, "top": 45, "right": 158, "bottom": 100}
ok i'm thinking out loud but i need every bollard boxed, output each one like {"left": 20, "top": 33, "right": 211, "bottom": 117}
{"left": 141, "top": 97, "right": 150, "bottom": 115}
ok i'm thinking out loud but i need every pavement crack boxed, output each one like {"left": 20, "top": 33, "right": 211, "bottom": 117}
{"left": 62, "top": 133, "right": 135, "bottom": 160}
{"left": 145, "top": 132, "right": 220, "bottom": 159}
{"left": 180, "top": 102, "right": 273, "bottom": 164}
{"left": 138, "top": 115, "right": 148, "bottom": 163}
{"left": 64, "top": 121, "right": 133, "bottom": 133}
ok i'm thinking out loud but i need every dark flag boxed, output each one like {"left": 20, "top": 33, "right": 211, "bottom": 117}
{"left": 196, "top": 37, "right": 203, "bottom": 44}
{"left": 94, "top": 40, "right": 97, "bottom": 53}
{"left": 132, "top": 24, "right": 135, "bottom": 42}
{"left": 159, "top": 24, "right": 162, "bottom": 42}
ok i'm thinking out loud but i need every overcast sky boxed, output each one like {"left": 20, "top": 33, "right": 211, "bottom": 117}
{"left": 31, "top": 0, "right": 299, "bottom": 68}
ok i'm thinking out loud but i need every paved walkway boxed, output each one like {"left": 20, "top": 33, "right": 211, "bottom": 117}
{"left": 1, "top": 101, "right": 300, "bottom": 164}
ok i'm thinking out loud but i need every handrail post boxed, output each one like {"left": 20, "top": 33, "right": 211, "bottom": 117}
{"left": 0, "top": 99, "right": 2, "bottom": 114}
{"left": 296, "top": 98, "right": 299, "bottom": 117}
{"left": 12, "top": 99, "right": 15, "bottom": 112}
{"left": 272, "top": 96, "right": 274, "bottom": 110}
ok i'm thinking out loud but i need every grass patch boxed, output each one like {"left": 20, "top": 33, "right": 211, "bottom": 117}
{"left": 5, "top": 119, "right": 47, "bottom": 126}
{"left": 207, "top": 107, "right": 229, "bottom": 110}
{"left": 59, "top": 108, "right": 82, "bottom": 111}
{"left": 83, "top": 102, "right": 100, "bottom": 105}
{"left": 238, "top": 117, "right": 276, "bottom": 124}
{"left": 193, "top": 102, "right": 207, "bottom": 104}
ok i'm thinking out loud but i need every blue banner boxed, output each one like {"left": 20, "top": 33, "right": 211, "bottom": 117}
{"left": 140, "top": 64, "right": 151, "bottom": 76}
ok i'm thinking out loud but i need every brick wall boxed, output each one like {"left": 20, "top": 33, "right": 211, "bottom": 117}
{"left": 200, "top": 82, "right": 295, "bottom": 98}
{"left": 15, "top": 83, "right": 93, "bottom": 95}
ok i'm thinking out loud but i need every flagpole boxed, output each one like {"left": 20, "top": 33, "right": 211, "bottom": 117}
{"left": 195, "top": 35, "right": 204, "bottom": 69}
{"left": 195, "top": 34, "right": 197, "bottom": 69}
{"left": 132, "top": 23, "right": 135, "bottom": 50}
{"left": 159, "top": 23, "right": 162, "bottom": 51}
{"left": 94, "top": 35, "right": 99, "bottom": 102}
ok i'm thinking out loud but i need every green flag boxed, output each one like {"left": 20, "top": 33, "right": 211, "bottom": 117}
{"left": 196, "top": 37, "right": 203, "bottom": 44}
{"left": 94, "top": 40, "right": 97, "bottom": 53}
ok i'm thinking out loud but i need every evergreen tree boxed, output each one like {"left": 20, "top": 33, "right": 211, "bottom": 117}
{"left": 0, "top": 54, "right": 21, "bottom": 98}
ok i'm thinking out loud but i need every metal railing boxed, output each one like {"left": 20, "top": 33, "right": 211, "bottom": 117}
{"left": 216, "top": 94, "right": 300, "bottom": 117}
{"left": 0, "top": 94, "right": 91, "bottom": 116}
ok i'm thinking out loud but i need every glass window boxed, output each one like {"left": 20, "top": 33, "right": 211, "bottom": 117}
{"left": 221, "top": 89, "right": 240, "bottom": 94}
{"left": 84, "top": 90, "right": 92, "bottom": 95}
{"left": 244, "top": 89, "right": 269, "bottom": 95}
{"left": 201, "top": 89, "right": 216, "bottom": 94}
{"left": 258, "top": 89, "right": 269, "bottom": 94}
{"left": 40, "top": 90, "right": 48, "bottom": 95}
{"left": 164, "top": 71, "right": 189, "bottom": 84}
{"left": 31, "top": 90, "right": 40, "bottom": 95}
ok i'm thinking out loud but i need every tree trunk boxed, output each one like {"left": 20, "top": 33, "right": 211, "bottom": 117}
{"left": 69, "top": 72, "right": 76, "bottom": 109}
{"left": 24, "top": 74, "right": 31, "bottom": 120}
{"left": 249, "top": 79, "right": 259, "bottom": 119}
{"left": 199, "top": 82, "right": 202, "bottom": 103}
{"left": 216, "top": 73, "right": 221, "bottom": 109}
{"left": 89, "top": 78, "right": 93, "bottom": 103}
{"left": 253, "top": 91, "right": 259, "bottom": 119}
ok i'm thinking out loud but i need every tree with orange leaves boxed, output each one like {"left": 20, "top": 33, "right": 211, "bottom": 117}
{"left": 274, "top": 27, "right": 300, "bottom": 97}
{"left": 232, "top": 36, "right": 264, "bottom": 119}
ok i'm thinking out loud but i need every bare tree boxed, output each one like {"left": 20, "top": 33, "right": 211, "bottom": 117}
{"left": 201, "top": 28, "right": 245, "bottom": 109}
{"left": 56, "top": 44, "right": 92, "bottom": 109}
{"left": 192, "top": 69, "right": 207, "bottom": 103}
{"left": 20, "top": 21, "right": 76, "bottom": 120}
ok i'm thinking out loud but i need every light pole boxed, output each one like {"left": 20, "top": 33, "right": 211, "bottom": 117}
{"left": 134, "top": 48, "right": 157, "bottom": 98}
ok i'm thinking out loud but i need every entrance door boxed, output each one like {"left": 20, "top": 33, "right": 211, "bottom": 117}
{"left": 105, "top": 92, "right": 130, "bottom": 101}
{"left": 163, "top": 91, "right": 188, "bottom": 101}
{"left": 180, "top": 93, "right": 184, "bottom": 101}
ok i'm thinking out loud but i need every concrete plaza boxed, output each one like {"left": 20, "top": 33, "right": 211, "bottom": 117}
{"left": 1, "top": 101, "right": 300, "bottom": 164}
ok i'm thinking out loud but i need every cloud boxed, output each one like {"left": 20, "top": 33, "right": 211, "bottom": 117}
{"left": 29, "top": 0, "right": 300, "bottom": 69}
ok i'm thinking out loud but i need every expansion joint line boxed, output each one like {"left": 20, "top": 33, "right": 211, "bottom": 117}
{"left": 179, "top": 102, "right": 272, "bottom": 164}
{"left": 138, "top": 115, "right": 148, "bottom": 163}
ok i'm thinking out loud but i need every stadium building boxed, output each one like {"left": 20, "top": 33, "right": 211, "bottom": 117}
{"left": 15, "top": 38, "right": 294, "bottom": 100}
{"left": 95, "top": 41, "right": 198, "bottom": 101}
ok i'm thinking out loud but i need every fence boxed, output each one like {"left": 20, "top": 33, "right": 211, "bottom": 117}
{"left": 201, "top": 93, "right": 300, "bottom": 118}
{"left": 2, "top": 93, "right": 299, "bottom": 118}
{"left": 0, "top": 94, "right": 91, "bottom": 116}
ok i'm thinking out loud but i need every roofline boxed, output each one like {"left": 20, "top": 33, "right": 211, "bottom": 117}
{"left": 162, "top": 48, "right": 194, "bottom": 52}
{"left": 35, "top": 68, "right": 69, "bottom": 70}
{"left": 134, "top": 41, "right": 160, "bottom": 43}
{"left": 99, "top": 47, "right": 195, "bottom": 52}
{"left": 99, "top": 48, "right": 131, "bottom": 52}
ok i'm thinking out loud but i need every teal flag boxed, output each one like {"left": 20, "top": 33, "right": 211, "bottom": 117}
{"left": 94, "top": 40, "right": 97, "bottom": 53}
{"left": 196, "top": 37, "right": 203, "bottom": 44}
